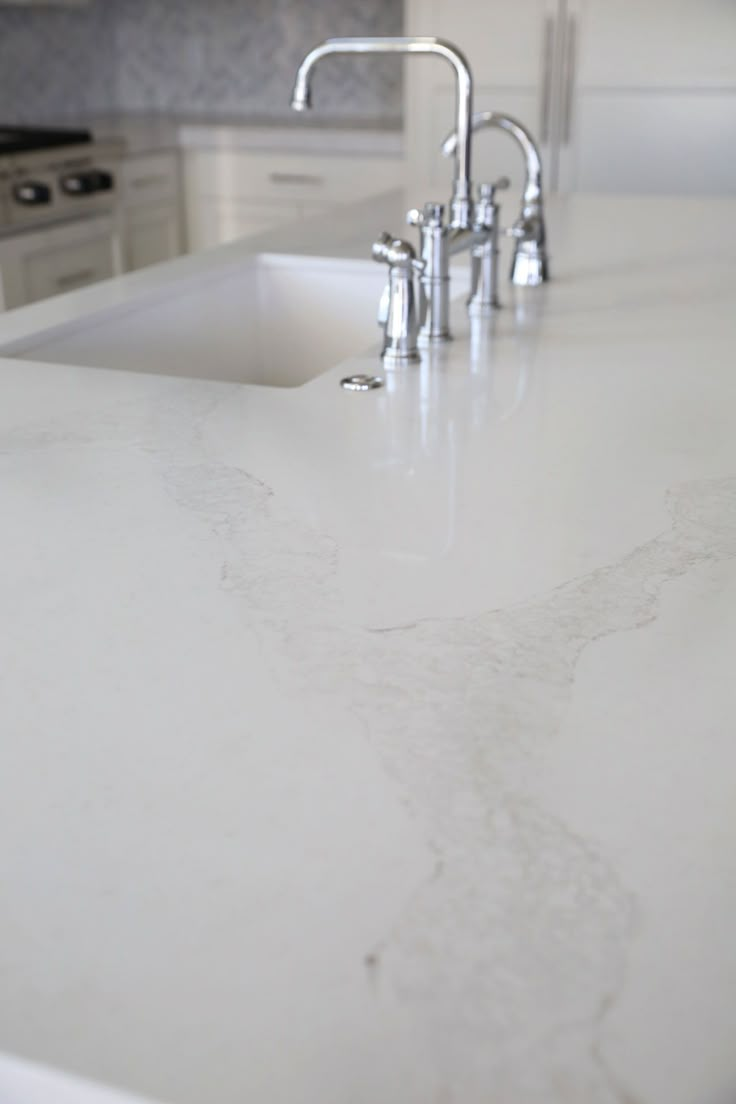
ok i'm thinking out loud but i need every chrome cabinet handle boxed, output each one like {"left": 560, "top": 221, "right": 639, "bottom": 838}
{"left": 562, "top": 14, "right": 577, "bottom": 145}
{"left": 56, "top": 268, "right": 96, "bottom": 289}
{"left": 540, "top": 15, "right": 555, "bottom": 144}
{"left": 268, "top": 171, "right": 325, "bottom": 187}
{"left": 130, "top": 175, "right": 169, "bottom": 189}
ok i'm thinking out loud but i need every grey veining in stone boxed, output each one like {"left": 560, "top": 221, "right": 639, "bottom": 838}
{"left": 0, "top": 0, "right": 403, "bottom": 124}
{"left": 149, "top": 383, "right": 736, "bottom": 1102}
{"left": 1, "top": 192, "right": 735, "bottom": 1104}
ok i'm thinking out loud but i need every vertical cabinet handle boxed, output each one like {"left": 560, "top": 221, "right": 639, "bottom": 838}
{"left": 540, "top": 15, "right": 555, "bottom": 144}
{"left": 562, "top": 14, "right": 577, "bottom": 145}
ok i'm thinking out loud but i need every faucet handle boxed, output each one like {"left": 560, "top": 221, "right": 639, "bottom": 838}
{"left": 474, "top": 178, "right": 511, "bottom": 231}
{"left": 407, "top": 201, "right": 445, "bottom": 229}
{"left": 478, "top": 177, "right": 510, "bottom": 202}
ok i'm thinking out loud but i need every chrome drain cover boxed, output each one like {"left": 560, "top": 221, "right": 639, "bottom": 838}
{"left": 340, "top": 374, "right": 383, "bottom": 392}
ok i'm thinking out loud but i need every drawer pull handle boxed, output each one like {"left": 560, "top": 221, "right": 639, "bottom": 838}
{"left": 131, "top": 175, "right": 169, "bottom": 189}
{"left": 268, "top": 172, "right": 324, "bottom": 186}
{"left": 56, "top": 268, "right": 96, "bottom": 289}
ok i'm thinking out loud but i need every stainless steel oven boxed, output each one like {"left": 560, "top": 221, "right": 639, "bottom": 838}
{"left": 0, "top": 127, "right": 125, "bottom": 310}
{"left": 0, "top": 127, "right": 124, "bottom": 234}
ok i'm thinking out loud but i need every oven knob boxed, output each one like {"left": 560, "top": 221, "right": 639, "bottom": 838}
{"left": 13, "top": 180, "right": 52, "bottom": 206}
{"left": 61, "top": 169, "right": 114, "bottom": 196}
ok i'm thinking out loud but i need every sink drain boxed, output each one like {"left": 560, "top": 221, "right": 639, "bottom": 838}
{"left": 340, "top": 374, "right": 383, "bottom": 392}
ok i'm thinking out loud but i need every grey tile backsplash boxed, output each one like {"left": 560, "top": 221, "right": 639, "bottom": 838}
{"left": 0, "top": 6, "right": 116, "bottom": 121}
{"left": 0, "top": 0, "right": 403, "bottom": 123}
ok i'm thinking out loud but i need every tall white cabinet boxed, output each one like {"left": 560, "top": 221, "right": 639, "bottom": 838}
{"left": 405, "top": 0, "right": 736, "bottom": 195}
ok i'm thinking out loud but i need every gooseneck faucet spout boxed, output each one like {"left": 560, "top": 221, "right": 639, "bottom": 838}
{"left": 291, "top": 37, "right": 474, "bottom": 230}
{"left": 441, "top": 111, "right": 549, "bottom": 286}
{"left": 442, "top": 111, "right": 542, "bottom": 208}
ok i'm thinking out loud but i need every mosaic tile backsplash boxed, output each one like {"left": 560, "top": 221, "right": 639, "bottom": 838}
{"left": 0, "top": 6, "right": 116, "bottom": 122}
{"left": 0, "top": 0, "right": 403, "bottom": 123}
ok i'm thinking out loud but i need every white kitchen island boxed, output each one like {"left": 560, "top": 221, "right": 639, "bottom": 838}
{"left": 0, "top": 190, "right": 735, "bottom": 1104}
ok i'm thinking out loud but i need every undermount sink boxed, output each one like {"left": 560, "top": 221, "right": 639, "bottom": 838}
{"left": 3, "top": 253, "right": 388, "bottom": 388}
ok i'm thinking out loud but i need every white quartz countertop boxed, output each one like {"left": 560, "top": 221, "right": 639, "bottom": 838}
{"left": 0, "top": 192, "right": 735, "bottom": 1104}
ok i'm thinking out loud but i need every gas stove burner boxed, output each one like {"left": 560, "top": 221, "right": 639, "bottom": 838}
{"left": 0, "top": 126, "right": 92, "bottom": 155}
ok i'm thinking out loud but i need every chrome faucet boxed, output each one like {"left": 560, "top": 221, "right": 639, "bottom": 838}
{"left": 442, "top": 111, "right": 549, "bottom": 287}
{"left": 291, "top": 36, "right": 493, "bottom": 358}
{"left": 291, "top": 36, "right": 474, "bottom": 230}
{"left": 286, "top": 35, "right": 478, "bottom": 353}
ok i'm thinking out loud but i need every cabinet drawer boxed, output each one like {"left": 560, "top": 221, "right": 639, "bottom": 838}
{"left": 24, "top": 236, "right": 115, "bottom": 304}
{"left": 0, "top": 215, "right": 118, "bottom": 310}
{"left": 120, "top": 152, "right": 180, "bottom": 206}
{"left": 184, "top": 150, "right": 401, "bottom": 204}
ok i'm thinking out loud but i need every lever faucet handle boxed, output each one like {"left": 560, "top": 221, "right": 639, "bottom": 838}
{"left": 506, "top": 223, "right": 526, "bottom": 240}
{"left": 474, "top": 177, "right": 511, "bottom": 231}
{"left": 478, "top": 176, "right": 510, "bottom": 202}
{"left": 506, "top": 218, "right": 544, "bottom": 243}
{"left": 407, "top": 201, "right": 444, "bottom": 229}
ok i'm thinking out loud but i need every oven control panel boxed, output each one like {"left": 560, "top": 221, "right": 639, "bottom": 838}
{"left": 0, "top": 141, "right": 124, "bottom": 234}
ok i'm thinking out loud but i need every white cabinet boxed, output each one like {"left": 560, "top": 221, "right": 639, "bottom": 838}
{"left": 406, "top": 0, "right": 736, "bottom": 194}
{"left": 0, "top": 151, "right": 183, "bottom": 312}
{"left": 405, "top": 0, "right": 557, "bottom": 199}
{"left": 121, "top": 203, "right": 182, "bottom": 273}
{"left": 118, "top": 151, "right": 183, "bottom": 271}
{"left": 558, "top": 0, "right": 736, "bottom": 194}
{"left": 0, "top": 216, "right": 119, "bottom": 312}
{"left": 183, "top": 147, "right": 403, "bottom": 252}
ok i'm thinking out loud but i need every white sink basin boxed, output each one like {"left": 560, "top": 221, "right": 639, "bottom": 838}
{"left": 4, "top": 253, "right": 387, "bottom": 388}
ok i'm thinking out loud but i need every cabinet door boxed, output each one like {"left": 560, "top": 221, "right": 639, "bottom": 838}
{"left": 186, "top": 198, "right": 292, "bottom": 252}
{"left": 0, "top": 217, "right": 118, "bottom": 311}
{"left": 24, "top": 237, "right": 115, "bottom": 305}
{"left": 572, "top": 0, "right": 736, "bottom": 91}
{"left": 183, "top": 146, "right": 402, "bottom": 251}
{"left": 558, "top": 0, "right": 736, "bottom": 192}
{"left": 122, "top": 202, "right": 182, "bottom": 272}
{"left": 405, "top": 0, "right": 563, "bottom": 197}
{"left": 120, "top": 153, "right": 180, "bottom": 208}
{"left": 562, "top": 92, "right": 736, "bottom": 194}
